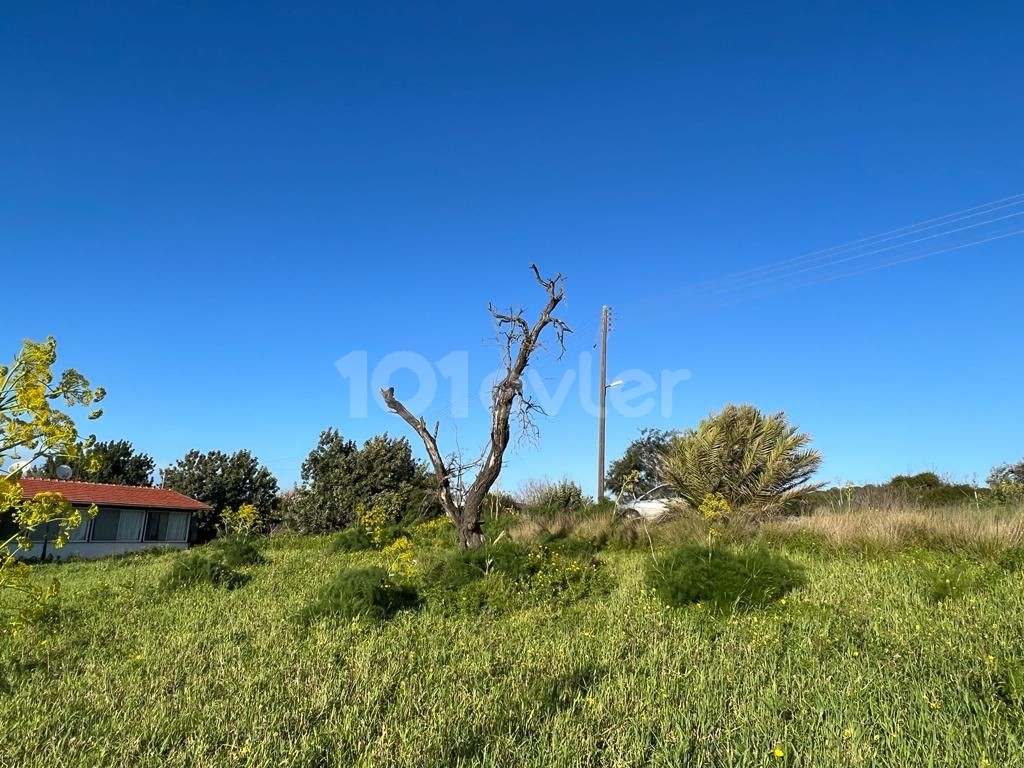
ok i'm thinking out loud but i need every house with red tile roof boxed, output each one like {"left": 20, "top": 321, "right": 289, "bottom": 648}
{"left": 16, "top": 478, "right": 210, "bottom": 560}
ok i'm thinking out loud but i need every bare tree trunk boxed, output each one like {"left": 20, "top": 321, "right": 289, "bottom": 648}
{"left": 381, "top": 265, "right": 570, "bottom": 548}
{"left": 455, "top": 505, "right": 485, "bottom": 548}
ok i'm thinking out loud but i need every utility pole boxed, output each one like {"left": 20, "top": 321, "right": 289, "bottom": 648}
{"left": 597, "top": 305, "right": 609, "bottom": 502}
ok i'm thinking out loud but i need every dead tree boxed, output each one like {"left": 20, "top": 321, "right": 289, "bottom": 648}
{"left": 381, "top": 265, "right": 570, "bottom": 547}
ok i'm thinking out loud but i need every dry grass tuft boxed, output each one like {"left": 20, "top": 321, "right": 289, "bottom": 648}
{"left": 765, "top": 503, "right": 1024, "bottom": 556}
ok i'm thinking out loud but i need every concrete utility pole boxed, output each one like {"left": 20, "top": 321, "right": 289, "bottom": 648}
{"left": 596, "top": 305, "right": 609, "bottom": 502}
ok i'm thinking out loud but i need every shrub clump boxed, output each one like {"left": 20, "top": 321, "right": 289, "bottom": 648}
{"left": 647, "top": 544, "right": 805, "bottom": 612}
{"left": 210, "top": 535, "right": 266, "bottom": 567}
{"left": 330, "top": 497, "right": 410, "bottom": 553}
{"left": 410, "top": 516, "right": 458, "bottom": 549}
{"left": 331, "top": 526, "right": 374, "bottom": 553}
{"left": 160, "top": 554, "right": 249, "bottom": 592}
{"left": 300, "top": 567, "right": 420, "bottom": 624}
{"left": 422, "top": 540, "right": 608, "bottom": 613}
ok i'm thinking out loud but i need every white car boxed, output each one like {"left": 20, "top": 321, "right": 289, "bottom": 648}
{"left": 615, "top": 483, "right": 680, "bottom": 521}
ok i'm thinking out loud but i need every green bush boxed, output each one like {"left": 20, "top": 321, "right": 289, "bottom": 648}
{"left": 919, "top": 484, "right": 981, "bottom": 508}
{"left": 423, "top": 540, "right": 535, "bottom": 593}
{"left": 160, "top": 554, "right": 249, "bottom": 592}
{"left": 299, "top": 567, "right": 420, "bottom": 624}
{"left": 410, "top": 517, "right": 458, "bottom": 549}
{"left": 211, "top": 535, "right": 266, "bottom": 567}
{"left": 422, "top": 540, "right": 608, "bottom": 613}
{"left": 646, "top": 545, "right": 805, "bottom": 612}
{"left": 331, "top": 523, "right": 407, "bottom": 553}
{"left": 331, "top": 526, "right": 374, "bottom": 553}
{"left": 536, "top": 531, "right": 599, "bottom": 558}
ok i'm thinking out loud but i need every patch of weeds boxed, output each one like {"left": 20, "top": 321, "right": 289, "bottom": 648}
{"left": 410, "top": 517, "right": 458, "bottom": 549}
{"left": 993, "top": 661, "right": 1024, "bottom": 707}
{"left": 160, "top": 553, "right": 249, "bottom": 592}
{"left": 332, "top": 526, "right": 374, "bottom": 553}
{"left": 997, "top": 546, "right": 1024, "bottom": 573}
{"left": 760, "top": 528, "right": 830, "bottom": 556}
{"left": 535, "top": 532, "right": 598, "bottom": 558}
{"left": 331, "top": 524, "right": 407, "bottom": 554}
{"left": 299, "top": 566, "right": 420, "bottom": 624}
{"left": 646, "top": 544, "right": 805, "bottom": 612}
{"left": 422, "top": 540, "right": 608, "bottom": 613}
{"left": 210, "top": 535, "right": 266, "bottom": 567}
{"left": 926, "top": 559, "right": 996, "bottom": 602}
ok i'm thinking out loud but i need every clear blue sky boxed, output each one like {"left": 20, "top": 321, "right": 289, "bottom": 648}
{"left": 3, "top": 2, "right": 1022, "bottom": 494}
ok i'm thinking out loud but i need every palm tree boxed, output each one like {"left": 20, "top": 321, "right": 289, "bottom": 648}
{"left": 660, "top": 404, "right": 823, "bottom": 518}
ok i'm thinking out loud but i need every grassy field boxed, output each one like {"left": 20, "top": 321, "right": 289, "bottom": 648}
{"left": 3, "top": 512, "right": 1024, "bottom": 768}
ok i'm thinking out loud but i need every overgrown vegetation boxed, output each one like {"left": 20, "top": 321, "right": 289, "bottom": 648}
{"left": 159, "top": 553, "right": 249, "bottom": 591}
{"left": 647, "top": 544, "right": 805, "bottom": 611}
{"left": 299, "top": 566, "right": 420, "bottom": 624}
{"left": 5, "top": 520, "right": 1024, "bottom": 767}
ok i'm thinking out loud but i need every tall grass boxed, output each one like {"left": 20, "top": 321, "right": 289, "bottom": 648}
{"left": 765, "top": 503, "right": 1024, "bottom": 556}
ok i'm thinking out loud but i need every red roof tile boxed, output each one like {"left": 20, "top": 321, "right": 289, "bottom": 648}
{"left": 18, "top": 479, "right": 211, "bottom": 511}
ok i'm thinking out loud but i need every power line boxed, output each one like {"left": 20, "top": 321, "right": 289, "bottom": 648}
{"left": 695, "top": 192, "right": 1024, "bottom": 291}
{"left": 707, "top": 208, "right": 1024, "bottom": 296}
{"left": 799, "top": 226, "right": 1024, "bottom": 289}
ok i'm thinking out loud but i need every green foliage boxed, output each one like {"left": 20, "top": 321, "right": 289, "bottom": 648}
{"left": 647, "top": 544, "right": 805, "bottom": 611}
{"left": 7, "top": 538, "right": 1024, "bottom": 765}
{"left": 992, "top": 662, "right": 1024, "bottom": 706}
{"left": 220, "top": 503, "right": 260, "bottom": 537}
{"left": 997, "top": 545, "right": 1024, "bottom": 572}
{"left": 607, "top": 428, "right": 678, "bottom": 497}
{"left": 989, "top": 458, "right": 1024, "bottom": 504}
{"left": 159, "top": 553, "right": 248, "bottom": 591}
{"left": 295, "top": 429, "right": 437, "bottom": 533}
{"left": 299, "top": 567, "right": 420, "bottom": 624}
{"left": 331, "top": 526, "right": 374, "bottom": 553}
{"left": 162, "top": 449, "right": 279, "bottom": 542}
{"left": 209, "top": 535, "right": 266, "bottom": 568}
{"left": 660, "top": 404, "right": 823, "bottom": 518}
{"left": 29, "top": 439, "right": 155, "bottom": 486}
{"left": 534, "top": 531, "right": 598, "bottom": 558}
{"left": 889, "top": 472, "right": 943, "bottom": 492}
{"left": 409, "top": 516, "right": 458, "bottom": 549}
{"left": 797, "top": 473, "right": 991, "bottom": 514}
{"left": 890, "top": 473, "right": 982, "bottom": 508}
{"left": 330, "top": 494, "right": 410, "bottom": 553}
{"left": 919, "top": 484, "right": 980, "bottom": 507}
{"left": 1, "top": 337, "right": 104, "bottom": 635}
{"left": 424, "top": 540, "right": 538, "bottom": 592}
{"left": 421, "top": 539, "right": 607, "bottom": 613}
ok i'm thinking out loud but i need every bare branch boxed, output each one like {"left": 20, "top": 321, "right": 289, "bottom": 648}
{"left": 379, "top": 386, "right": 458, "bottom": 518}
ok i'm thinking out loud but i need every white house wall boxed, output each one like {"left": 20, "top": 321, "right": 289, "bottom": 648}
{"left": 42, "top": 540, "right": 189, "bottom": 560}
{"left": 18, "top": 505, "right": 195, "bottom": 561}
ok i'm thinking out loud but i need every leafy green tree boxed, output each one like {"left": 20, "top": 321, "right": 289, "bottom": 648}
{"left": 989, "top": 459, "right": 1024, "bottom": 503}
{"left": 607, "top": 428, "right": 678, "bottom": 497}
{"left": 660, "top": 404, "right": 823, "bottom": 518}
{"left": 29, "top": 439, "right": 155, "bottom": 486}
{"left": 296, "top": 429, "right": 425, "bottom": 532}
{"left": 162, "top": 449, "right": 278, "bottom": 541}
{"left": 1, "top": 337, "right": 104, "bottom": 633}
